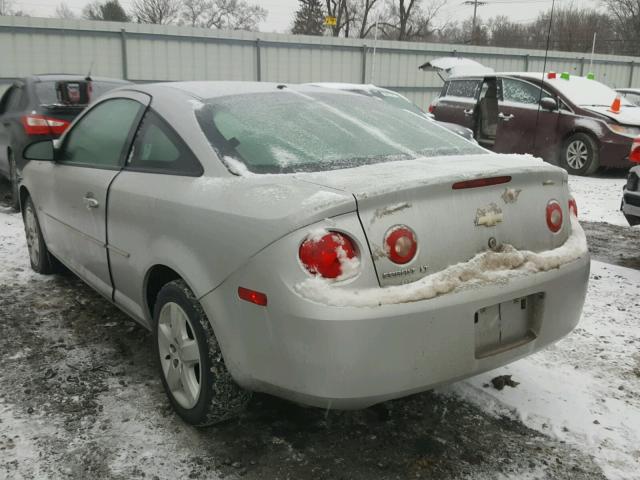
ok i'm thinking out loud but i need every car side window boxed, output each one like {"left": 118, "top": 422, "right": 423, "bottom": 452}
{"left": 446, "top": 80, "right": 480, "bottom": 98}
{"left": 626, "top": 92, "right": 640, "bottom": 106}
{"left": 127, "top": 110, "right": 203, "bottom": 176}
{"left": 502, "top": 78, "right": 549, "bottom": 105}
{"left": 60, "top": 98, "right": 143, "bottom": 169}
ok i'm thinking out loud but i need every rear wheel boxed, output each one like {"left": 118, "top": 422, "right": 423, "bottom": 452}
{"left": 561, "top": 133, "right": 599, "bottom": 176}
{"left": 22, "top": 196, "right": 57, "bottom": 274}
{"left": 8, "top": 151, "right": 20, "bottom": 211}
{"left": 153, "top": 279, "right": 251, "bottom": 426}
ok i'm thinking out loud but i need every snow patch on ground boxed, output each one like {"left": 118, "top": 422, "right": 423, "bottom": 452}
{"left": 568, "top": 174, "right": 628, "bottom": 226}
{"left": 445, "top": 260, "right": 640, "bottom": 480}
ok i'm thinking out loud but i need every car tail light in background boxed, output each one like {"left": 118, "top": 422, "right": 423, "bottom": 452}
{"left": 428, "top": 103, "right": 436, "bottom": 114}
{"left": 546, "top": 200, "right": 563, "bottom": 233}
{"left": 568, "top": 197, "right": 578, "bottom": 217}
{"left": 21, "top": 114, "right": 70, "bottom": 136}
{"left": 299, "top": 231, "right": 358, "bottom": 279}
{"left": 238, "top": 287, "right": 268, "bottom": 306}
{"left": 384, "top": 226, "right": 417, "bottom": 264}
{"left": 630, "top": 137, "right": 640, "bottom": 163}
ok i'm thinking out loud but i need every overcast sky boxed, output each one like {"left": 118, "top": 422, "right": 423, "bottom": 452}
{"left": 14, "top": 0, "right": 602, "bottom": 33}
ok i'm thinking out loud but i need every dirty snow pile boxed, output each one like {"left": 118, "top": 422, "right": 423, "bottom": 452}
{"left": 296, "top": 216, "right": 587, "bottom": 307}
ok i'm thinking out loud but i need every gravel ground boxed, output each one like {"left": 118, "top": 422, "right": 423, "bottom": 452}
{"left": 0, "top": 175, "right": 635, "bottom": 480}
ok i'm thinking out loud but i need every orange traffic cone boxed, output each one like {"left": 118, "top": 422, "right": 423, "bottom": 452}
{"left": 610, "top": 95, "right": 621, "bottom": 113}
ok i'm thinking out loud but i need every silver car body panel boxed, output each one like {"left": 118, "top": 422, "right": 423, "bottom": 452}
{"left": 20, "top": 81, "right": 590, "bottom": 408}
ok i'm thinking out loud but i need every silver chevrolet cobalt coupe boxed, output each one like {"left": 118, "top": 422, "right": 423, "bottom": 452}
{"left": 20, "top": 82, "right": 589, "bottom": 426}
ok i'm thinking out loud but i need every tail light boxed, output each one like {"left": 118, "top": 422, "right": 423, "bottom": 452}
{"left": 630, "top": 137, "right": 640, "bottom": 163}
{"left": 568, "top": 197, "right": 578, "bottom": 217}
{"left": 384, "top": 226, "right": 417, "bottom": 264}
{"left": 546, "top": 200, "right": 563, "bottom": 233}
{"left": 299, "top": 231, "right": 358, "bottom": 279}
{"left": 452, "top": 176, "right": 511, "bottom": 190}
{"left": 21, "top": 115, "right": 70, "bottom": 136}
{"left": 428, "top": 104, "right": 436, "bottom": 114}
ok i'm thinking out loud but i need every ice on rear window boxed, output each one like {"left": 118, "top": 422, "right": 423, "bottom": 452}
{"left": 35, "top": 80, "right": 124, "bottom": 106}
{"left": 195, "top": 90, "right": 483, "bottom": 175}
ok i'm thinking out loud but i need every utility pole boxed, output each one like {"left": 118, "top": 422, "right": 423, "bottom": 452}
{"left": 462, "top": 0, "right": 487, "bottom": 45}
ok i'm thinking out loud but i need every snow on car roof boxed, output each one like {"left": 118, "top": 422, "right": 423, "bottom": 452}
{"left": 420, "top": 57, "right": 495, "bottom": 77}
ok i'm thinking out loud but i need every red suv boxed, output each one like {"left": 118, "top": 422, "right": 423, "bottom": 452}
{"left": 430, "top": 72, "right": 640, "bottom": 175}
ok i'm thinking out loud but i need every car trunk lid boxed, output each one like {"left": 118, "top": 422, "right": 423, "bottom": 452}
{"left": 297, "top": 153, "right": 571, "bottom": 286}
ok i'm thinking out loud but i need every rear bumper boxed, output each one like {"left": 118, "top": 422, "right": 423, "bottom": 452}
{"left": 201, "top": 253, "right": 590, "bottom": 409}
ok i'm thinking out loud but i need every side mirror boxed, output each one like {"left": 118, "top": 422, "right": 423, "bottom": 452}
{"left": 23, "top": 139, "right": 55, "bottom": 161}
{"left": 540, "top": 97, "right": 557, "bottom": 111}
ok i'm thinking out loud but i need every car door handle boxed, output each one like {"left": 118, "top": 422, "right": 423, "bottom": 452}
{"left": 83, "top": 196, "right": 99, "bottom": 209}
{"left": 464, "top": 109, "right": 474, "bottom": 116}
{"left": 498, "top": 112, "right": 514, "bottom": 122}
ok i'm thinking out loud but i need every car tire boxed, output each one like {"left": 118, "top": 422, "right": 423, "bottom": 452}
{"left": 561, "top": 133, "right": 600, "bottom": 176}
{"left": 8, "top": 151, "right": 20, "bottom": 212}
{"left": 22, "top": 196, "right": 57, "bottom": 274}
{"left": 153, "top": 279, "right": 251, "bottom": 426}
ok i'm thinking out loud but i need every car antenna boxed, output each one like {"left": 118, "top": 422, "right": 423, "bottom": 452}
{"left": 85, "top": 60, "right": 94, "bottom": 82}
{"left": 533, "top": 0, "right": 556, "bottom": 152}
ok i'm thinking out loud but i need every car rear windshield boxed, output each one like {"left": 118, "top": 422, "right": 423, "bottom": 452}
{"left": 195, "top": 90, "right": 483, "bottom": 174}
{"left": 35, "top": 80, "right": 124, "bottom": 106}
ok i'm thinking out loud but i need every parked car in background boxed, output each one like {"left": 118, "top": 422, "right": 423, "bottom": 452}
{"left": 428, "top": 67, "right": 640, "bottom": 175}
{"left": 0, "top": 74, "right": 130, "bottom": 210}
{"left": 617, "top": 88, "right": 640, "bottom": 107}
{"left": 20, "top": 81, "right": 589, "bottom": 426}
{"left": 622, "top": 160, "right": 640, "bottom": 226}
{"left": 309, "top": 82, "right": 475, "bottom": 141}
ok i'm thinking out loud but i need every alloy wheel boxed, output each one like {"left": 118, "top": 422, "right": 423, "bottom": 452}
{"left": 566, "top": 140, "right": 589, "bottom": 170}
{"left": 157, "top": 302, "right": 202, "bottom": 409}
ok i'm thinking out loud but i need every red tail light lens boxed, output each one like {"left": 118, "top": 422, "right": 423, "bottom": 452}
{"left": 428, "top": 104, "right": 436, "bottom": 114}
{"left": 384, "top": 226, "right": 417, "bottom": 264}
{"left": 630, "top": 138, "right": 640, "bottom": 163}
{"left": 238, "top": 287, "right": 268, "bottom": 306}
{"left": 546, "top": 200, "right": 563, "bottom": 233}
{"left": 21, "top": 114, "right": 70, "bottom": 136}
{"left": 568, "top": 197, "right": 578, "bottom": 217}
{"left": 299, "top": 231, "right": 358, "bottom": 279}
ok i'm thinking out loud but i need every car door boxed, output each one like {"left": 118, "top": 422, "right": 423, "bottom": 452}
{"left": 39, "top": 93, "right": 149, "bottom": 298}
{"left": 433, "top": 78, "right": 481, "bottom": 130}
{"left": 494, "top": 77, "right": 559, "bottom": 156}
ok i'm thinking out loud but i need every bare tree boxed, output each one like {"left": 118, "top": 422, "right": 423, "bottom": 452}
{"left": 355, "top": 0, "right": 380, "bottom": 38}
{"left": 132, "top": 0, "right": 182, "bottom": 24}
{"left": 84, "top": 0, "right": 129, "bottom": 21}
{"left": 0, "top": 0, "right": 28, "bottom": 16}
{"left": 603, "top": 0, "right": 640, "bottom": 55}
{"left": 378, "top": 0, "right": 446, "bottom": 41}
{"left": 181, "top": 0, "right": 266, "bottom": 30}
{"left": 55, "top": 2, "right": 76, "bottom": 19}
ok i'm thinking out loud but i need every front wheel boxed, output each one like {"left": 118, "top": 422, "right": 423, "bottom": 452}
{"left": 561, "top": 133, "right": 599, "bottom": 176}
{"left": 22, "top": 196, "right": 57, "bottom": 274}
{"left": 153, "top": 279, "right": 251, "bottom": 426}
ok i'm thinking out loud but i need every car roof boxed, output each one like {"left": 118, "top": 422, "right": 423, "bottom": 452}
{"left": 126, "top": 81, "right": 353, "bottom": 101}
{"left": 28, "top": 74, "right": 131, "bottom": 84}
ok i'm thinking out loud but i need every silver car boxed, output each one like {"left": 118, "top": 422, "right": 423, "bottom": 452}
{"left": 20, "top": 82, "right": 590, "bottom": 426}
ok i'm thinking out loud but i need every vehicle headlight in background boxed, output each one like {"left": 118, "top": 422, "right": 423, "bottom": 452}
{"left": 607, "top": 123, "right": 640, "bottom": 138}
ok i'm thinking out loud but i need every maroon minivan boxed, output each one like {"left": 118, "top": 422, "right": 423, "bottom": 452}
{"left": 429, "top": 72, "right": 640, "bottom": 175}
